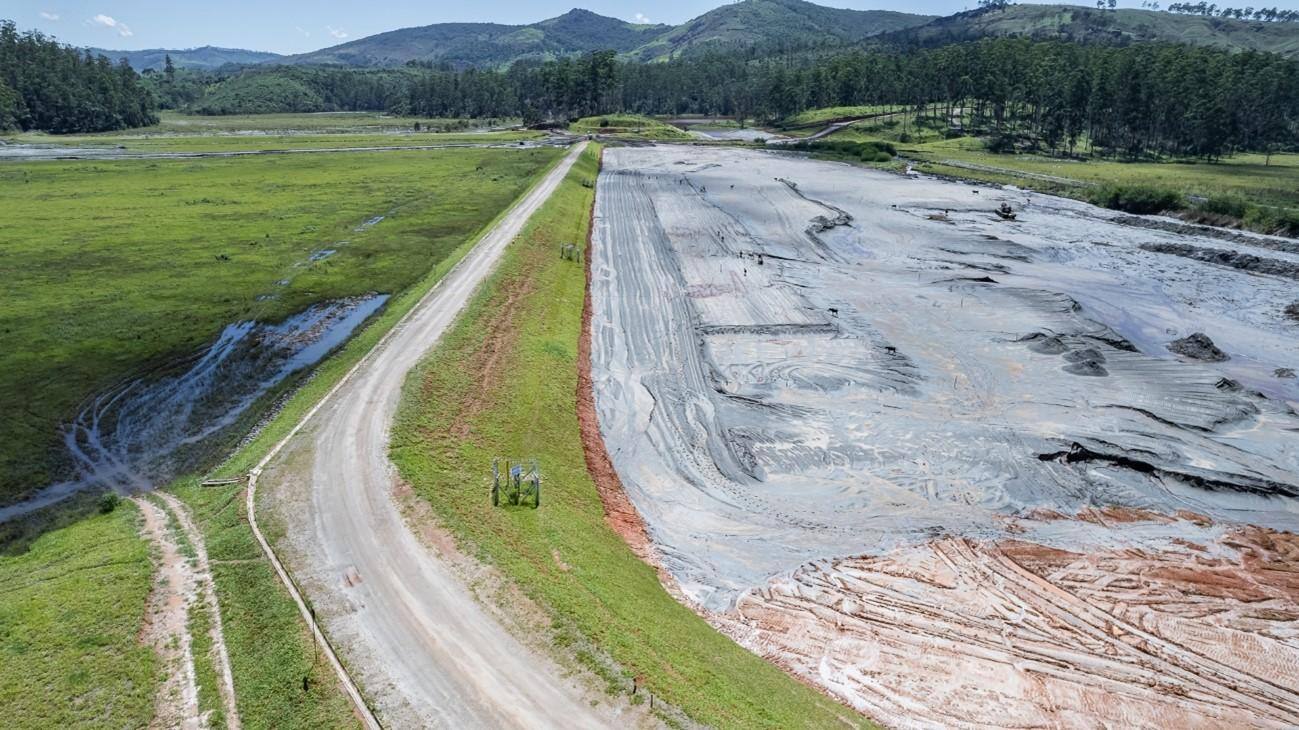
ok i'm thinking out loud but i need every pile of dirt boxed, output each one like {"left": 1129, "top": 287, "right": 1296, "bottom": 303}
{"left": 1168, "top": 332, "right": 1229, "bottom": 362}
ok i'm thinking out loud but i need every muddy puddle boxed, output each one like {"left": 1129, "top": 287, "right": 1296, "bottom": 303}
{"left": 590, "top": 145, "right": 1299, "bottom": 727}
{"left": 0, "top": 294, "right": 387, "bottom": 522}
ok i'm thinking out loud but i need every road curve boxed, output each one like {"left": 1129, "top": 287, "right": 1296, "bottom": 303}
{"left": 263, "top": 143, "right": 605, "bottom": 728}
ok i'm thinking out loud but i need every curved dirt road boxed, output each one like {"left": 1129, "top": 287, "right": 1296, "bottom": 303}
{"left": 262, "top": 143, "right": 607, "bottom": 728}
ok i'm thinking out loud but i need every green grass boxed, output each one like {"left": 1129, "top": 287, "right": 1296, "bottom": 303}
{"left": 7, "top": 130, "right": 540, "bottom": 153}
{"left": 901, "top": 137, "right": 1299, "bottom": 213}
{"left": 569, "top": 114, "right": 693, "bottom": 140}
{"left": 0, "top": 501, "right": 157, "bottom": 729}
{"left": 781, "top": 105, "right": 900, "bottom": 128}
{"left": 170, "top": 480, "right": 357, "bottom": 728}
{"left": 188, "top": 587, "right": 226, "bottom": 729}
{"left": 148, "top": 111, "right": 516, "bottom": 134}
{"left": 389, "top": 146, "right": 871, "bottom": 729}
{"left": 0, "top": 147, "right": 562, "bottom": 505}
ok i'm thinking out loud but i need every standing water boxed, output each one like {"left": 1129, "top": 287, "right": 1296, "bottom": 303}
{"left": 0, "top": 294, "right": 388, "bottom": 522}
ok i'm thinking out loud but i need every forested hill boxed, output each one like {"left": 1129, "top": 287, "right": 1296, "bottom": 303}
{"left": 89, "top": 46, "right": 283, "bottom": 72}
{"left": 278, "top": 0, "right": 1297, "bottom": 69}
{"left": 0, "top": 21, "right": 157, "bottom": 133}
{"left": 282, "top": 1, "right": 933, "bottom": 67}
{"left": 876, "top": 4, "right": 1299, "bottom": 57}
{"left": 626, "top": 0, "right": 933, "bottom": 60}
{"left": 279, "top": 9, "right": 669, "bottom": 67}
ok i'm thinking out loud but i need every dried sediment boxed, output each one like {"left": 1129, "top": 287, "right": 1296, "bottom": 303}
{"left": 588, "top": 145, "right": 1299, "bottom": 726}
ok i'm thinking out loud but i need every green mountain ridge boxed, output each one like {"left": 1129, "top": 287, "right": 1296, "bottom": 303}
{"left": 278, "top": 9, "right": 670, "bottom": 67}
{"left": 82, "top": 0, "right": 1299, "bottom": 75}
{"left": 89, "top": 46, "right": 283, "bottom": 72}
{"left": 878, "top": 4, "right": 1299, "bottom": 57}
{"left": 631, "top": 0, "right": 934, "bottom": 60}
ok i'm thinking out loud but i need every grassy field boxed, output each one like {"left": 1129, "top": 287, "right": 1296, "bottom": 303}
{"left": 570, "top": 114, "right": 693, "bottom": 140}
{"left": 781, "top": 105, "right": 900, "bottom": 128}
{"left": 900, "top": 137, "right": 1299, "bottom": 212}
{"left": 0, "top": 146, "right": 560, "bottom": 506}
{"left": 145, "top": 111, "right": 518, "bottom": 134}
{"left": 389, "top": 146, "right": 870, "bottom": 728}
{"left": 3, "top": 111, "right": 539, "bottom": 153}
{"left": 0, "top": 501, "right": 158, "bottom": 729}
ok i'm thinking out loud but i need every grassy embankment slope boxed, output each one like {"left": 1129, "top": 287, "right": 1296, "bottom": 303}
{"left": 786, "top": 109, "right": 1299, "bottom": 228}
{"left": 570, "top": 114, "right": 693, "bottom": 140}
{"left": 901, "top": 136, "right": 1299, "bottom": 212}
{"left": 389, "top": 146, "right": 871, "bottom": 728}
{"left": 0, "top": 502, "right": 157, "bottom": 729}
{"left": 0, "top": 146, "right": 560, "bottom": 506}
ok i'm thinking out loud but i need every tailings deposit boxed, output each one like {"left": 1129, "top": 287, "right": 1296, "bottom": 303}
{"left": 589, "top": 145, "right": 1299, "bottom": 728}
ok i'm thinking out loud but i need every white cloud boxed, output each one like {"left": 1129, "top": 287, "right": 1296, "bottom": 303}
{"left": 40, "top": 11, "right": 60, "bottom": 21}
{"left": 633, "top": 12, "right": 651, "bottom": 23}
{"left": 326, "top": 25, "right": 348, "bottom": 39}
{"left": 91, "top": 13, "right": 133, "bottom": 37}
{"left": 295, "top": 25, "right": 311, "bottom": 37}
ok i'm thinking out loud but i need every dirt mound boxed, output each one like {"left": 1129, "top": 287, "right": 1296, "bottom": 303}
{"left": 1168, "top": 332, "right": 1229, "bottom": 362}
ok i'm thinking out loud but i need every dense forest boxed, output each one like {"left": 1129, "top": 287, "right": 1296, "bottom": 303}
{"left": 0, "top": 21, "right": 157, "bottom": 132}
{"left": 160, "top": 38, "right": 1298, "bottom": 160}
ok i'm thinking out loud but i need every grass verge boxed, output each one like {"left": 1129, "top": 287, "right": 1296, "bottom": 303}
{"left": 0, "top": 501, "right": 157, "bottom": 728}
{"left": 389, "top": 145, "right": 871, "bottom": 728}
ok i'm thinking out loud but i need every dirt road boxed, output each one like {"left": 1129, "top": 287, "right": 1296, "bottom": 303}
{"left": 258, "top": 143, "right": 608, "bottom": 727}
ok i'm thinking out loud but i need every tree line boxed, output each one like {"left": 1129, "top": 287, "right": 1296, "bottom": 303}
{"left": 374, "top": 39, "right": 1298, "bottom": 159}
{"left": 1166, "top": 3, "right": 1299, "bottom": 21}
{"left": 0, "top": 20, "right": 157, "bottom": 132}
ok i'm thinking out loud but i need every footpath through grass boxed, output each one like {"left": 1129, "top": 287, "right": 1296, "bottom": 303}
{"left": 0, "top": 502, "right": 157, "bottom": 729}
{"left": 0, "top": 146, "right": 560, "bottom": 505}
{"left": 389, "top": 146, "right": 870, "bottom": 728}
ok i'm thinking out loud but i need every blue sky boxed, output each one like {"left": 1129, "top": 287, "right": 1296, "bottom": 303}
{"left": 9, "top": 0, "right": 1299, "bottom": 54}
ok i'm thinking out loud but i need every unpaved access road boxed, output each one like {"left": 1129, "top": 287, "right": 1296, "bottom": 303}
{"left": 258, "top": 143, "right": 611, "bottom": 728}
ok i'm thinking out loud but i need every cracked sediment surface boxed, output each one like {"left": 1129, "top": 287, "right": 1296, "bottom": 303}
{"left": 588, "top": 145, "right": 1299, "bottom": 727}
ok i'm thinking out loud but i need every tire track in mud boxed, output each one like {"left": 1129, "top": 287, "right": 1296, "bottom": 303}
{"left": 135, "top": 496, "right": 203, "bottom": 730}
{"left": 135, "top": 494, "right": 241, "bottom": 729}
{"left": 156, "top": 492, "right": 242, "bottom": 730}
